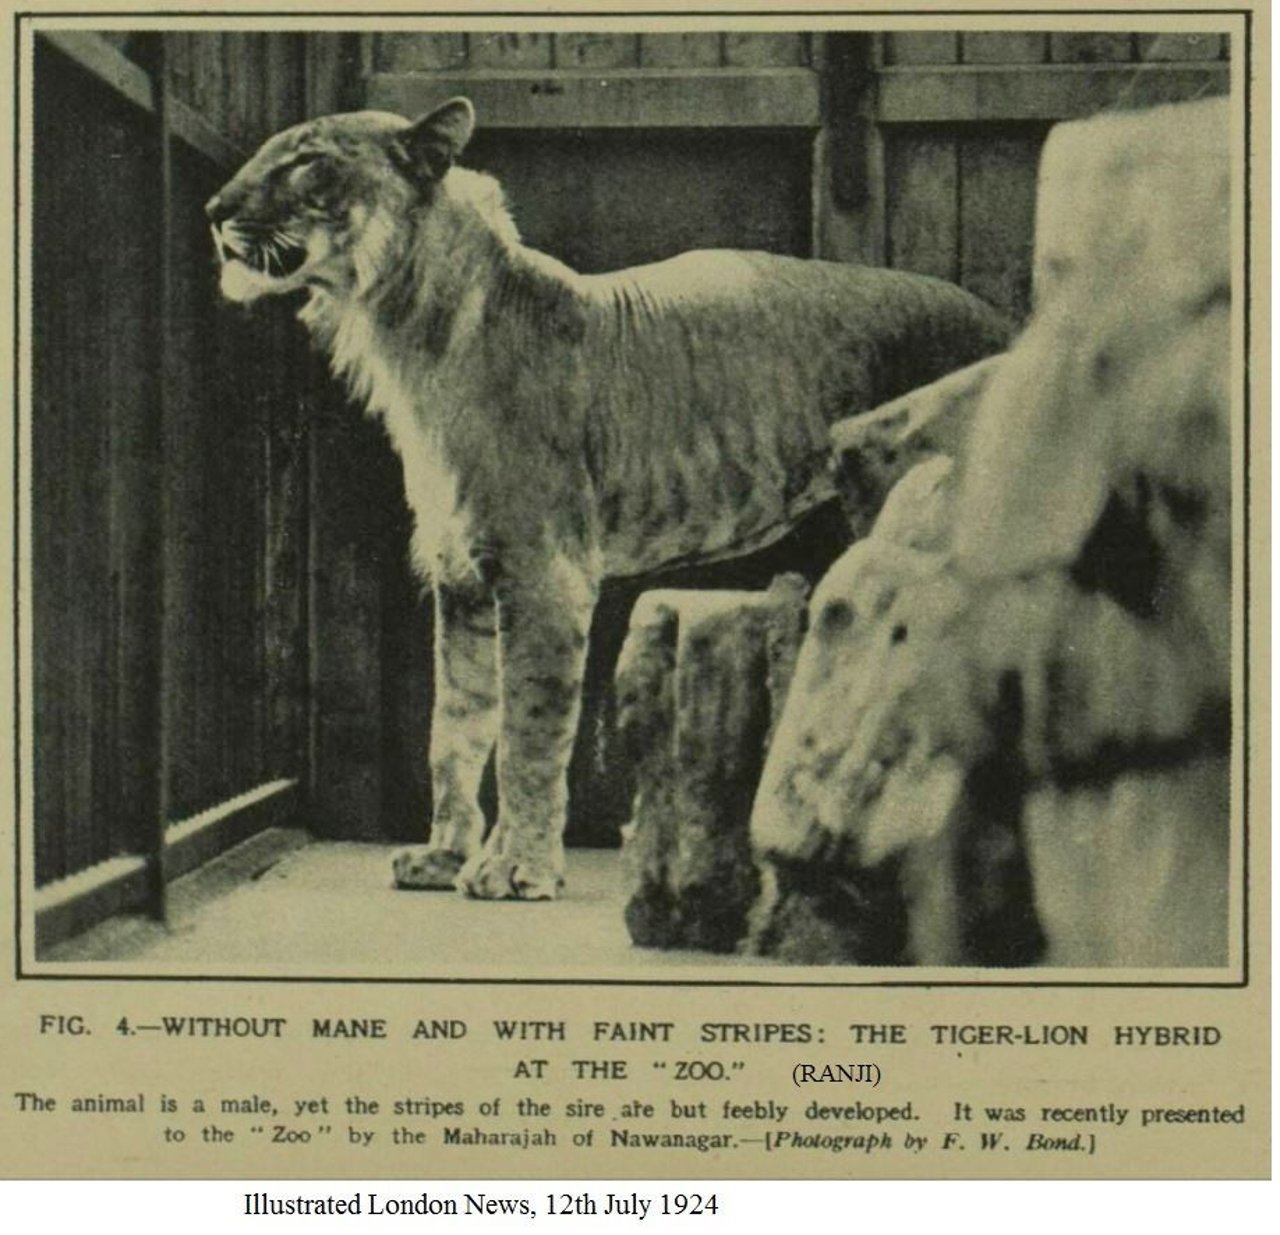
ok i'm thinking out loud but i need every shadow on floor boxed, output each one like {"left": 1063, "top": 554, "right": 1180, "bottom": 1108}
{"left": 42, "top": 829, "right": 762, "bottom": 977}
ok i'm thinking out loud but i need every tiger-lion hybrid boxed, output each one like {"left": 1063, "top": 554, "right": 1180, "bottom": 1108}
{"left": 207, "top": 98, "right": 1010, "bottom": 900}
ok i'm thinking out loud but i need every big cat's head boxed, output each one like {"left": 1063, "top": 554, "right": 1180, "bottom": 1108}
{"left": 205, "top": 97, "right": 475, "bottom": 303}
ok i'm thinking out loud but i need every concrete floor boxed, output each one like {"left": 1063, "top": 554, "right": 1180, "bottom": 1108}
{"left": 42, "top": 829, "right": 762, "bottom": 977}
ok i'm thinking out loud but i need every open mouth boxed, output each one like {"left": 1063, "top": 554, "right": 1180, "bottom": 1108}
{"left": 218, "top": 223, "right": 310, "bottom": 281}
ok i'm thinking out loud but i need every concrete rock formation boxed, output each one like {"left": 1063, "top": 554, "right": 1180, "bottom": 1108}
{"left": 616, "top": 577, "right": 807, "bottom": 953}
{"left": 830, "top": 355, "right": 1001, "bottom": 539}
{"left": 748, "top": 97, "right": 1232, "bottom": 967}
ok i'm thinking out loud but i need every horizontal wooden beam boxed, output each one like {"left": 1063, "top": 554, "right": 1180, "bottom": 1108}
{"left": 368, "top": 67, "right": 821, "bottom": 129}
{"left": 32, "top": 854, "right": 151, "bottom": 959}
{"left": 38, "top": 31, "right": 246, "bottom": 169}
{"left": 163, "top": 779, "right": 301, "bottom": 882}
{"left": 879, "top": 62, "right": 1230, "bottom": 124}
{"left": 33, "top": 779, "right": 300, "bottom": 952}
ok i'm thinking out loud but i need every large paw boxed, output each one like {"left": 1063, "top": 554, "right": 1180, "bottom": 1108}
{"left": 392, "top": 846, "right": 468, "bottom": 890}
{"left": 458, "top": 853, "right": 564, "bottom": 901}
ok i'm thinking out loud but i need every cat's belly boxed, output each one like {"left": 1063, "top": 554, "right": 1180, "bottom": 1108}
{"left": 598, "top": 467, "right": 836, "bottom": 581}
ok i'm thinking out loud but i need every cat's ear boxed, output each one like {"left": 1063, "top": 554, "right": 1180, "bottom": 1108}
{"left": 391, "top": 97, "right": 476, "bottom": 183}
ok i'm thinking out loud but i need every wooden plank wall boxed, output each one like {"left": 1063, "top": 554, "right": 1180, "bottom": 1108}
{"left": 30, "top": 33, "right": 331, "bottom": 886}
{"left": 163, "top": 144, "right": 307, "bottom": 820}
{"left": 306, "top": 367, "right": 420, "bottom": 841}
{"left": 32, "top": 44, "right": 160, "bottom": 882}
{"left": 881, "top": 30, "right": 1230, "bottom": 68}
{"left": 371, "top": 31, "right": 810, "bottom": 73}
{"left": 873, "top": 31, "right": 1231, "bottom": 321}
{"left": 57, "top": 32, "right": 430, "bottom": 849}
{"left": 466, "top": 127, "right": 812, "bottom": 275}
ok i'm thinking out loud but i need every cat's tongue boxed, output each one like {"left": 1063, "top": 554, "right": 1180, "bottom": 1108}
{"left": 219, "top": 259, "right": 268, "bottom": 303}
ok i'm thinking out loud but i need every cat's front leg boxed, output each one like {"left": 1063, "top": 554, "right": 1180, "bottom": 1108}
{"left": 393, "top": 577, "right": 499, "bottom": 890}
{"left": 459, "top": 553, "right": 598, "bottom": 900}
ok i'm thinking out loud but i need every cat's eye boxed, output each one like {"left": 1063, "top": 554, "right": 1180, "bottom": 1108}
{"left": 284, "top": 152, "right": 329, "bottom": 187}
{"left": 286, "top": 154, "right": 331, "bottom": 209}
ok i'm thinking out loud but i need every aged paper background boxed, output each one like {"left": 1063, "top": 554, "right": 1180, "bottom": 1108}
{"left": 0, "top": 0, "right": 1269, "bottom": 1185}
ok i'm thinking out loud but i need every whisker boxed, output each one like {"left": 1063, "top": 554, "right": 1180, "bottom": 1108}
{"left": 219, "top": 217, "right": 308, "bottom": 278}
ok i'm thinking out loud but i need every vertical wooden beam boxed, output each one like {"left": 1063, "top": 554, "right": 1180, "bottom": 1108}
{"left": 133, "top": 33, "right": 173, "bottom": 922}
{"left": 885, "top": 133, "right": 960, "bottom": 281}
{"left": 306, "top": 400, "right": 391, "bottom": 840}
{"left": 305, "top": 389, "right": 321, "bottom": 813}
{"left": 305, "top": 33, "right": 362, "bottom": 116}
{"left": 960, "top": 32, "right": 1049, "bottom": 64}
{"left": 303, "top": 32, "right": 351, "bottom": 818}
{"left": 638, "top": 33, "right": 721, "bottom": 69}
{"left": 190, "top": 33, "right": 227, "bottom": 133}
{"left": 373, "top": 32, "right": 467, "bottom": 73}
{"left": 260, "top": 41, "right": 311, "bottom": 787}
{"left": 724, "top": 32, "right": 806, "bottom": 67}
{"left": 554, "top": 33, "right": 639, "bottom": 70}
{"left": 302, "top": 33, "right": 397, "bottom": 839}
{"left": 1049, "top": 32, "right": 1135, "bottom": 63}
{"left": 470, "top": 32, "right": 553, "bottom": 70}
{"left": 958, "top": 131, "right": 1041, "bottom": 321}
{"left": 153, "top": 36, "right": 175, "bottom": 921}
{"left": 813, "top": 32, "right": 885, "bottom": 265}
{"left": 1137, "top": 32, "right": 1227, "bottom": 61}
{"left": 165, "top": 33, "right": 193, "bottom": 107}
{"left": 882, "top": 32, "right": 960, "bottom": 65}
